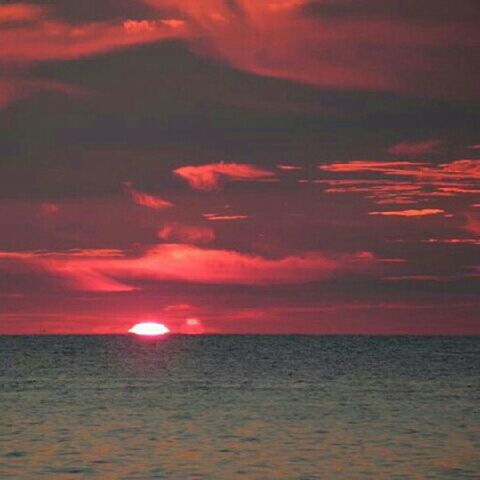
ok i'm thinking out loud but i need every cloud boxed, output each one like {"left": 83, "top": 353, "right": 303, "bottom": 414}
{"left": 387, "top": 140, "right": 442, "bottom": 156}
{"left": 0, "top": 0, "right": 478, "bottom": 101}
{"left": 464, "top": 212, "right": 480, "bottom": 235}
{"left": 122, "top": 182, "right": 173, "bottom": 209}
{"left": 0, "top": 248, "right": 132, "bottom": 292}
{"left": 423, "top": 238, "right": 480, "bottom": 246}
{"left": 21, "top": 0, "right": 161, "bottom": 24}
{"left": 384, "top": 275, "right": 452, "bottom": 282}
{"left": 123, "top": 19, "right": 159, "bottom": 33}
{"left": 319, "top": 159, "right": 480, "bottom": 180}
{"left": 439, "top": 159, "right": 480, "bottom": 179}
{"left": 0, "top": 3, "right": 47, "bottom": 23}
{"left": 203, "top": 213, "right": 249, "bottom": 221}
{"left": 0, "top": 16, "right": 187, "bottom": 64}
{"left": 319, "top": 161, "right": 423, "bottom": 175}
{"left": 0, "top": 244, "right": 376, "bottom": 291}
{"left": 143, "top": 0, "right": 479, "bottom": 99}
{"left": 177, "top": 317, "right": 206, "bottom": 334}
{"left": 318, "top": 179, "right": 426, "bottom": 205}
{"left": 318, "top": 159, "right": 480, "bottom": 204}
{"left": 369, "top": 208, "right": 445, "bottom": 217}
{"left": 174, "top": 162, "right": 277, "bottom": 190}
{"left": 158, "top": 223, "right": 215, "bottom": 243}
{"left": 277, "top": 164, "right": 303, "bottom": 171}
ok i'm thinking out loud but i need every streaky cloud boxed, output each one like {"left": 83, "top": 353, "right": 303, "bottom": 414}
{"left": 0, "top": 244, "right": 376, "bottom": 291}
{"left": 122, "top": 182, "right": 173, "bottom": 209}
{"left": 369, "top": 208, "right": 445, "bottom": 217}
{"left": 174, "top": 162, "right": 276, "bottom": 190}
{"left": 387, "top": 140, "right": 442, "bottom": 156}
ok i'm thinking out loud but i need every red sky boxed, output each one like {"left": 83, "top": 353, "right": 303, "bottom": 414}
{"left": 0, "top": 0, "right": 479, "bottom": 334}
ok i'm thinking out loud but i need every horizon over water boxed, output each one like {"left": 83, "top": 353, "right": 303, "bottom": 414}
{"left": 1, "top": 335, "right": 479, "bottom": 479}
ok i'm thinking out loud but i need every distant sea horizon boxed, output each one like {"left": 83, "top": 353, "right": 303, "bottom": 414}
{"left": 2, "top": 333, "right": 479, "bottom": 336}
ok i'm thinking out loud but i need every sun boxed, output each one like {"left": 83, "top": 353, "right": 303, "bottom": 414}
{"left": 128, "top": 322, "right": 170, "bottom": 336}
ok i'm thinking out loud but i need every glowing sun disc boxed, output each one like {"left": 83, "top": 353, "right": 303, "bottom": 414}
{"left": 129, "top": 322, "right": 170, "bottom": 336}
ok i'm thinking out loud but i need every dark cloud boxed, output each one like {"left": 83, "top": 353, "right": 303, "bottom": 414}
{"left": 301, "top": 0, "right": 480, "bottom": 23}
{"left": 0, "top": 40, "right": 478, "bottom": 198}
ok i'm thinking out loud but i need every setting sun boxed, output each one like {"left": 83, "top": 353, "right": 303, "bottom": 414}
{"left": 128, "top": 322, "right": 170, "bottom": 336}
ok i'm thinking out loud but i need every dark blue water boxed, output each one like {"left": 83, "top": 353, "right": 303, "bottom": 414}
{"left": 1, "top": 336, "right": 479, "bottom": 479}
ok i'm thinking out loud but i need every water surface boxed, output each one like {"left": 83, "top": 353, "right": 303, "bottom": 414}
{"left": 1, "top": 335, "right": 479, "bottom": 479}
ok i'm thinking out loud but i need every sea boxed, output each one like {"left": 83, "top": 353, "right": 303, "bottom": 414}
{"left": 1, "top": 335, "right": 479, "bottom": 479}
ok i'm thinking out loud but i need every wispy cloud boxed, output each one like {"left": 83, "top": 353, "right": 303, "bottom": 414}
{"left": 384, "top": 275, "right": 452, "bottom": 282}
{"left": 122, "top": 182, "right": 173, "bottom": 209}
{"left": 203, "top": 213, "right": 249, "bottom": 221}
{"left": 158, "top": 223, "right": 215, "bottom": 243}
{"left": 387, "top": 140, "right": 442, "bottom": 156}
{"left": 318, "top": 159, "right": 480, "bottom": 204}
{"left": 0, "top": 0, "right": 478, "bottom": 103}
{"left": 0, "top": 15, "right": 187, "bottom": 64}
{"left": 143, "top": 0, "right": 479, "bottom": 99}
{"left": 174, "top": 162, "right": 277, "bottom": 190}
{"left": 423, "top": 238, "right": 480, "bottom": 246}
{"left": 0, "top": 244, "right": 376, "bottom": 291}
{"left": 369, "top": 208, "right": 445, "bottom": 217}
{"left": 0, "top": 3, "right": 46, "bottom": 23}
{"left": 277, "top": 164, "right": 303, "bottom": 171}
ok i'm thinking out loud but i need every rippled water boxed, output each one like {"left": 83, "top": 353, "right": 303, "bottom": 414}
{"left": 1, "top": 335, "right": 479, "bottom": 479}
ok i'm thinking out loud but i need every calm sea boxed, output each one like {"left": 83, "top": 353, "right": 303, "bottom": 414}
{"left": 1, "top": 336, "right": 479, "bottom": 479}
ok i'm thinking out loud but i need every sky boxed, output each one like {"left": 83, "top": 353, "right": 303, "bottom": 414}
{"left": 0, "top": 0, "right": 479, "bottom": 334}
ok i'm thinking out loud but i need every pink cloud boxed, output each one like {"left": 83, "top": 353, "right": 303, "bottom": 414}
{"left": 318, "top": 159, "right": 480, "bottom": 204}
{"left": 0, "top": 6, "right": 188, "bottom": 108}
{"left": 0, "top": 244, "right": 376, "bottom": 291}
{"left": 0, "top": 3, "right": 46, "bottom": 23}
{"left": 158, "top": 223, "right": 215, "bottom": 243}
{"left": 319, "top": 161, "right": 424, "bottom": 175}
{"left": 174, "top": 162, "right": 277, "bottom": 190}
{"left": 464, "top": 212, "right": 480, "bottom": 235}
{"left": 439, "top": 187, "right": 480, "bottom": 195}
{"left": 319, "top": 159, "right": 480, "bottom": 182}
{"left": 438, "top": 159, "right": 480, "bottom": 179}
{"left": 122, "top": 182, "right": 173, "bottom": 209}
{"left": 423, "top": 238, "right": 480, "bottom": 246}
{"left": 277, "top": 164, "right": 302, "bottom": 171}
{"left": 369, "top": 208, "right": 445, "bottom": 217}
{"left": 0, "top": 248, "right": 132, "bottom": 292}
{"left": 0, "top": 16, "right": 187, "bottom": 64}
{"left": 203, "top": 213, "right": 249, "bottom": 221}
{"left": 177, "top": 317, "right": 206, "bottom": 334}
{"left": 144, "top": 0, "right": 479, "bottom": 99}
{"left": 0, "top": 1, "right": 478, "bottom": 101}
{"left": 384, "top": 275, "right": 451, "bottom": 282}
{"left": 387, "top": 140, "right": 442, "bottom": 156}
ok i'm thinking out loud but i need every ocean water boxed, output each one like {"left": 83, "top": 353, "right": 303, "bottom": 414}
{"left": 1, "top": 335, "right": 479, "bottom": 479}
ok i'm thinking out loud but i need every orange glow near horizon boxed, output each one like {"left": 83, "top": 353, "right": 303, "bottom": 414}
{"left": 128, "top": 322, "right": 170, "bottom": 336}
